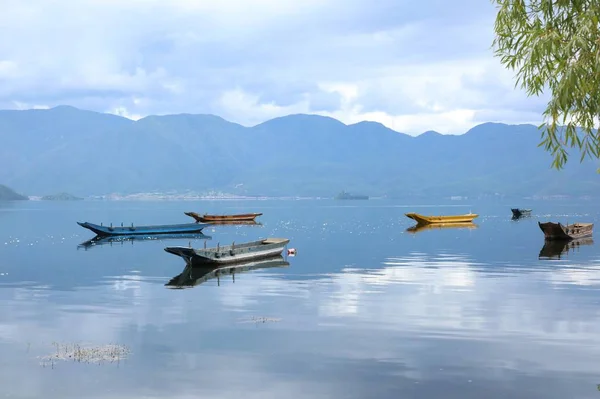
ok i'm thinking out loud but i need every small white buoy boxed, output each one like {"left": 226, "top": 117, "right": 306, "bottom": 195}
{"left": 287, "top": 248, "right": 297, "bottom": 256}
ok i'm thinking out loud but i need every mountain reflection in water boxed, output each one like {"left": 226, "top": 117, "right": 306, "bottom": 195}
{"left": 1, "top": 200, "right": 600, "bottom": 399}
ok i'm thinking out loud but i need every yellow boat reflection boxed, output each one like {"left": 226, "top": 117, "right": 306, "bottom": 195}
{"left": 406, "top": 222, "right": 479, "bottom": 234}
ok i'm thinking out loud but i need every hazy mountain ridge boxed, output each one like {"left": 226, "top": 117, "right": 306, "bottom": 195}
{"left": 0, "top": 184, "right": 28, "bottom": 200}
{"left": 1, "top": 106, "right": 598, "bottom": 198}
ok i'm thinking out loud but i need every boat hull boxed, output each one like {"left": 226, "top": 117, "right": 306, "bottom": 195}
{"left": 185, "top": 211, "right": 262, "bottom": 223}
{"left": 165, "top": 238, "right": 290, "bottom": 266}
{"left": 511, "top": 208, "right": 532, "bottom": 218}
{"left": 405, "top": 212, "right": 478, "bottom": 225}
{"left": 202, "top": 220, "right": 261, "bottom": 226}
{"left": 77, "top": 221, "right": 210, "bottom": 237}
{"left": 538, "top": 221, "right": 593, "bottom": 240}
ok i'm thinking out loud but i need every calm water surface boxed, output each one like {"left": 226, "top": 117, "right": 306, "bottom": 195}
{"left": 1, "top": 200, "right": 600, "bottom": 399}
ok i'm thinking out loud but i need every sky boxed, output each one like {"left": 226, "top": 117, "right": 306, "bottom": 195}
{"left": 0, "top": 0, "right": 551, "bottom": 135}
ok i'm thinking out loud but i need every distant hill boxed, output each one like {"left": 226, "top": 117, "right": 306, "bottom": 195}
{"left": 0, "top": 105, "right": 599, "bottom": 198}
{"left": 41, "top": 192, "right": 83, "bottom": 201}
{"left": 0, "top": 184, "right": 28, "bottom": 200}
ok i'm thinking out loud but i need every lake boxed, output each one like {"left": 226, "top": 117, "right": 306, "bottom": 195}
{"left": 1, "top": 199, "right": 600, "bottom": 399}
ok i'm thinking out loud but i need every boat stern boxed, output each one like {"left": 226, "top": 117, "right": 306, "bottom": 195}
{"left": 539, "top": 221, "right": 570, "bottom": 240}
{"left": 77, "top": 221, "right": 108, "bottom": 236}
{"left": 164, "top": 246, "right": 197, "bottom": 265}
{"left": 184, "top": 212, "right": 204, "bottom": 223}
{"left": 405, "top": 213, "right": 418, "bottom": 221}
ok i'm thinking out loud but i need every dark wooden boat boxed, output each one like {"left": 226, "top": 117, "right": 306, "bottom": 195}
{"left": 77, "top": 221, "right": 210, "bottom": 237}
{"left": 185, "top": 211, "right": 262, "bottom": 223}
{"left": 165, "top": 255, "right": 289, "bottom": 289}
{"left": 165, "top": 237, "right": 290, "bottom": 266}
{"left": 77, "top": 233, "right": 212, "bottom": 250}
{"left": 406, "top": 222, "right": 478, "bottom": 233}
{"left": 539, "top": 237, "right": 594, "bottom": 260}
{"left": 511, "top": 208, "right": 532, "bottom": 218}
{"left": 538, "top": 221, "right": 593, "bottom": 240}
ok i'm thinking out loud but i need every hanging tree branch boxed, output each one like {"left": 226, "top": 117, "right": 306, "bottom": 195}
{"left": 492, "top": 0, "right": 600, "bottom": 170}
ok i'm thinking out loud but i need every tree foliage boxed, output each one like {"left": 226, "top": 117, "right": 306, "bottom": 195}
{"left": 492, "top": 0, "right": 600, "bottom": 169}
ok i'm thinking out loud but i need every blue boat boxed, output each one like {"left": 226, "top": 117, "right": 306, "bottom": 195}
{"left": 77, "top": 221, "right": 211, "bottom": 237}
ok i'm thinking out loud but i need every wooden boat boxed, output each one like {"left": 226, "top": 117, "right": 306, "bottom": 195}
{"left": 405, "top": 212, "right": 478, "bottom": 225}
{"left": 77, "top": 221, "right": 210, "bottom": 237}
{"left": 185, "top": 211, "right": 262, "bottom": 223}
{"left": 539, "top": 237, "right": 594, "bottom": 260}
{"left": 511, "top": 208, "right": 532, "bottom": 218}
{"left": 194, "top": 220, "right": 262, "bottom": 226}
{"left": 77, "top": 232, "right": 212, "bottom": 250}
{"left": 538, "top": 221, "right": 593, "bottom": 240}
{"left": 164, "top": 237, "right": 290, "bottom": 266}
{"left": 406, "top": 222, "right": 478, "bottom": 233}
{"left": 165, "top": 255, "right": 289, "bottom": 289}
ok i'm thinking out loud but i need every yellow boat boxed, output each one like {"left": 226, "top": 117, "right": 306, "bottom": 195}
{"left": 406, "top": 222, "right": 478, "bottom": 233}
{"left": 405, "top": 212, "right": 478, "bottom": 225}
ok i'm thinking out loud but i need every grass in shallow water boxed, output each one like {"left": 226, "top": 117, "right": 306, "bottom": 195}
{"left": 39, "top": 342, "right": 131, "bottom": 368}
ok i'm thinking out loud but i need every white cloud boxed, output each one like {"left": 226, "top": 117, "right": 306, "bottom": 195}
{"left": 11, "top": 101, "right": 50, "bottom": 110}
{"left": 110, "top": 106, "right": 143, "bottom": 121}
{"left": 0, "top": 0, "right": 547, "bottom": 134}
{"left": 216, "top": 89, "right": 310, "bottom": 125}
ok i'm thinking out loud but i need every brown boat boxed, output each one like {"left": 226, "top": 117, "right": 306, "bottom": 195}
{"left": 203, "top": 220, "right": 262, "bottom": 226}
{"left": 185, "top": 211, "right": 263, "bottom": 223}
{"left": 538, "top": 221, "right": 594, "bottom": 240}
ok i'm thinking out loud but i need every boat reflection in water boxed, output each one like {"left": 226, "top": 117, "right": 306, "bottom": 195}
{"left": 538, "top": 237, "right": 594, "bottom": 260}
{"left": 165, "top": 255, "right": 289, "bottom": 289}
{"left": 206, "top": 220, "right": 263, "bottom": 226}
{"left": 406, "top": 222, "right": 479, "bottom": 234}
{"left": 77, "top": 233, "right": 212, "bottom": 250}
{"left": 511, "top": 213, "right": 532, "bottom": 221}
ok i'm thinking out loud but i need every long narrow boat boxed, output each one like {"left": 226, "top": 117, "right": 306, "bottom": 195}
{"left": 538, "top": 221, "right": 593, "bottom": 240}
{"left": 77, "top": 221, "right": 210, "bottom": 237}
{"left": 165, "top": 255, "right": 290, "bottom": 289}
{"left": 405, "top": 212, "right": 478, "bottom": 225}
{"left": 185, "top": 211, "right": 262, "bottom": 223}
{"left": 539, "top": 237, "right": 594, "bottom": 259}
{"left": 406, "top": 222, "right": 478, "bottom": 233}
{"left": 165, "top": 237, "right": 290, "bottom": 266}
{"left": 77, "top": 232, "right": 212, "bottom": 250}
{"left": 193, "top": 220, "right": 262, "bottom": 226}
{"left": 511, "top": 208, "right": 532, "bottom": 218}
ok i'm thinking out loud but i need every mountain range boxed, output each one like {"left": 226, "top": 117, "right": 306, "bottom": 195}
{"left": 1, "top": 105, "right": 599, "bottom": 199}
{"left": 0, "top": 184, "right": 27, "bottom": 200}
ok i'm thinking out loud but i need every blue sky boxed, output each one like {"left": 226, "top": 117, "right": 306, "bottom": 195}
{"left": 0, "top": 0, "right": 549, "bottom": 135}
